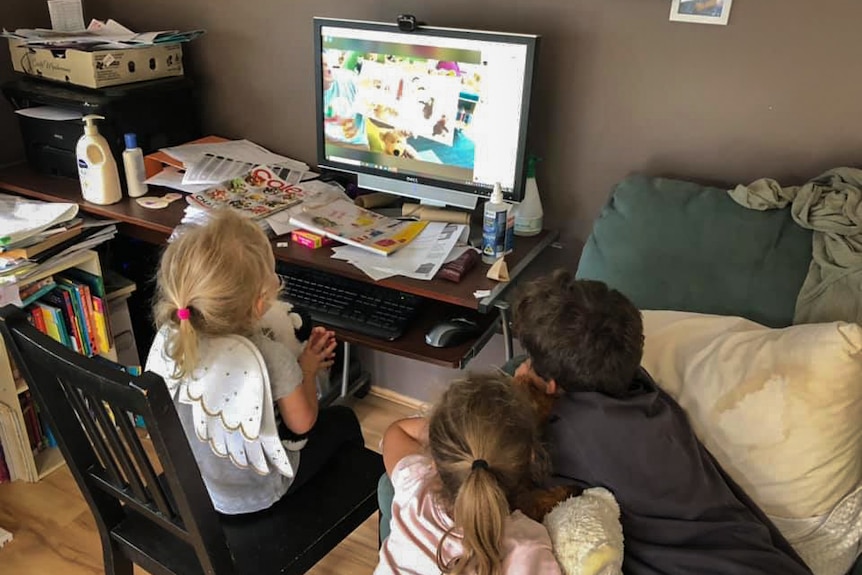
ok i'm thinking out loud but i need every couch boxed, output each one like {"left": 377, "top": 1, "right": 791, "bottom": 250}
{"left": 576, "top": 174, "right": 862, "bottom": 575}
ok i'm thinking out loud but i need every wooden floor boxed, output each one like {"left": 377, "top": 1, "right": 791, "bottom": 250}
{"left": 0, "top": 391, "right": 422, "bottom": 575}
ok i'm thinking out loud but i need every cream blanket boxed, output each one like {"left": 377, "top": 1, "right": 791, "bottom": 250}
{"left": 729, "top": 167, "right": 862, "bottom": 325}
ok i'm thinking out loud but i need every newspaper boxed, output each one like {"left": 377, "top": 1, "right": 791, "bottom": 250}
{"left": 187, "top": 166, "right": 307, "bottom": 220}
{"left": 289, "top": 198, "right": 427, "bottom": 256}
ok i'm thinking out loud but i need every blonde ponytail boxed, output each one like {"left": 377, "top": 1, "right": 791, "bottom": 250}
{"left": 430, "top": 373, "right": 546, "bottom": 575}
{"left": 153, "top": 209, "right": 277, "bottom": 380}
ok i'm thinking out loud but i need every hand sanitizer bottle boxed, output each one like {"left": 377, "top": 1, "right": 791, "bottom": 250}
{"left": 482, "top": 182, "right": 509, "bottom": 264}
{"left": 76, "top": 115, "right": 122, "bottom": 205}
{"left": 122, "top": 133, "right": 149, "bottom": 198}
{"left": 514, "top": 156, "right": 544, "bottom": 237}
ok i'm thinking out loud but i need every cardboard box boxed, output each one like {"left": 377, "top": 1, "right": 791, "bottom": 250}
{"left": 291, "top": 230, "right": 335, "bottom": 249}
{"left": 9, "top": 40, "right": 183, "bottom": 89}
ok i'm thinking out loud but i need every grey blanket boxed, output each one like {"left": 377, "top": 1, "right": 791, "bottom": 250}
{"left": 729, "top": 167, "right": 862, "bottom": 324}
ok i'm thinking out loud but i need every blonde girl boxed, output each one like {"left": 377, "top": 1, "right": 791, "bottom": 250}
{"left": 147, "top": 209, "right": 364, "bottom": 514}
{"left": 375, "top": 373, "right": 562, "bottom": 575}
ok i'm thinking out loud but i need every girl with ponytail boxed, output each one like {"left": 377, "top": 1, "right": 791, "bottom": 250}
{"left": 375, "top": 373, "right": 561, "bottom": 575}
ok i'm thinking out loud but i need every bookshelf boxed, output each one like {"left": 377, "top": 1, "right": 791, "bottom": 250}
{"left": 0, "top": 249, "right": 117, "bottom": 482}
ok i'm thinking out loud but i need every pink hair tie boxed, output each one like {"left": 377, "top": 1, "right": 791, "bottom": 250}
{"left": 177, "top": 308, "right": 191, "bottom": 321}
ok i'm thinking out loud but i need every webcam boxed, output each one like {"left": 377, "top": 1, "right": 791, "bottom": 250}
{"left": 397, "top": 14, "right": 423, "bottom": 32}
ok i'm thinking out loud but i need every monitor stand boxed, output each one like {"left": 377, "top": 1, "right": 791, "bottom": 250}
{"left": 357, "top": 173, "right": 479, "bottom": 211}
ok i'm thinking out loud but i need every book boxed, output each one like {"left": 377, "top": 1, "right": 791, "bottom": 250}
{"left": 55, "top": 280, "right": 94, "bottom": 356}
{"left": 0, "top": 220, "right": 83, "bottom": 260}
{"left": 19, "top": 277, "right": 57, "bottom": 307}
{"left": 59, "top": 267, "right": 113, "bottom": 350}
{"left": 187, "top": 165, "right": 307, "bottom": 220}
{"left": 42, "top": 288, "right": 82, "bottom": 354}
{"left": 289, "top": 198, "right": 428, "bottom": 256}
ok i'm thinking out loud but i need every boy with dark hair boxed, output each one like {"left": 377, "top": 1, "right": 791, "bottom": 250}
{"left": 512, "top": 269, "right": 812, "bottom": 575}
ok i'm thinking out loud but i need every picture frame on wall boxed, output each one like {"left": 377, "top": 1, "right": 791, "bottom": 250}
{"left": 670, "top": 0, "right": 733, "bottom": 25}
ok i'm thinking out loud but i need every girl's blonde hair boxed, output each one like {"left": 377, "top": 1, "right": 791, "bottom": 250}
{"left": 429, "top": 373, "right": 546, "bottom": 575}
{"left": 153, "top": 209, "right": 279, "bottom": 379}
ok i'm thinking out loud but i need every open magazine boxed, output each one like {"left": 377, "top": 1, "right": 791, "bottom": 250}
{"left": 186, "top": 165, "right": 306, "bottom": 220}
{"left": 289, "top": 198, "right": 427, "bottom": 256}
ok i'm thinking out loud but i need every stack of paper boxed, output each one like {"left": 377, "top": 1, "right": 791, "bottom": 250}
{"left": 0, "top": 193, "right": 79, "bottom": 248}
{"left": 331, "top": 222, "right": 473, "bottom": 281}
{"left": 3, "top": 18, "right": 205, "bottom": 51}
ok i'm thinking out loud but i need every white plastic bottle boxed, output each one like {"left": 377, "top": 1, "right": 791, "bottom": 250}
{"left": 76, "top": 115, "right": 122, "bottom": 205}
{"left": 482, "top": 182, "right": 510, "bottom": 264}
{"left": 122, "top": 133, "right": 149, "bottom": 198}
{"left": 515, "top": 156, "right": 544, "bottom": 236}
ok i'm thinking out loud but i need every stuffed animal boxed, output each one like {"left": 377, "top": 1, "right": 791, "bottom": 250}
{"left": 260, "top": 299, "right": 311, "bottom": 355}
{"left": 380, "top": 129, "right": 418, "bottom": 159}
{"left": 260, "top": 300, "right": 313, "bottom": 450}
{"left": 544, "top": 488, "right": 624, "bottom": 575}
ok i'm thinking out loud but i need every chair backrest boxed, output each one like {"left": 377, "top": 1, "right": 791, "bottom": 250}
{"left": 0, "top": 305, "right": 237, "bottom": 575}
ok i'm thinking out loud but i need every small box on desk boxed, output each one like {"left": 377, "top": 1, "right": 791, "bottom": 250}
{"left": 2, "top": 76, "right": 200, "bottom": 179}
{"left": 291, "top": 230, "right": 335, "bottom": 249}
{"left": 8, "top": 40, "right": 184, "bottom": 89}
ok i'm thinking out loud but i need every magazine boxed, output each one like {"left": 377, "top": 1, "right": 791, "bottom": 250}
{"left": 186, "top": 165, "right": 307, "bottom": 220}
{"left": 289, "top": 198, "right": 427, "bottom": 256}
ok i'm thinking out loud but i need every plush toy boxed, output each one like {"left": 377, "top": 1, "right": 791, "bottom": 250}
{"left": 544, "top": 488, "right": 624, "bottom": 575}
{"left": 260, "top": 299, "right": 311, "bottom": 356}
{"left": 260, "top": 300, "right": 313, "bottom": 450}
{"left": 380, "top": 129, "right": 418, "bottom": 159}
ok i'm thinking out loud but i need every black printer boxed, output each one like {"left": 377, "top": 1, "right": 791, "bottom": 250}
{"left": 2, "top": 76, "right": 200, "bottom": 178}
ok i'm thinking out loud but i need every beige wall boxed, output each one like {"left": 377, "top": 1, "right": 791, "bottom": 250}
{"left": 0, "top": 2, "right": 48, "bottom": 165}
{"left": 9, "top": 1, "right": 861, "bottom": 400}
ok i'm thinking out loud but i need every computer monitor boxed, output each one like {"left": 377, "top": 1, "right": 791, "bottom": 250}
{"left": 313, "top": 17, "right": 539, "bottom": 210}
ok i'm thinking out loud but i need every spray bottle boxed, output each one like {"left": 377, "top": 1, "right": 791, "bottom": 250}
{"left": 76, "top": 115, "right": 122, "bottom": 205}
{"left": 482, "top": 182, "right": 510, "bottom": 264}
{"left": 514, "top": 156, "right": 544, "bottom": 236}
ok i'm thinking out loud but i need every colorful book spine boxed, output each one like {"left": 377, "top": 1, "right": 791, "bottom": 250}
{"left": 41, "top": 289, "right": 81, "bottom": 354}
{"left": 33, "top": 303, "right": 62, "bottom": 345}
{"left": 91, "top": 296, "right": 112, "bottom": 353}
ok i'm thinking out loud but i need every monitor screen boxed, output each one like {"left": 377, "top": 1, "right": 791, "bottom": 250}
{"left": 313, "top": 18, "right": 538, "bottom": 209}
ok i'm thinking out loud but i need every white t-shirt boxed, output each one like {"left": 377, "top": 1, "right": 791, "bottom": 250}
{"left": 158, "top": 330, "right": 304, "bottom": 515}
{"left": 375, "top": 454, "right": 562, "bottom": 575}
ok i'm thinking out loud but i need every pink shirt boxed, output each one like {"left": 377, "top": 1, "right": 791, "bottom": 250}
{"left": 375, "top": 454, "right": 562, "bottom": 575}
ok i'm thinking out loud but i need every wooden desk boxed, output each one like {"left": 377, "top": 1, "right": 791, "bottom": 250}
{"left": 0, "top": 163, "right": 558, "bottom": 368}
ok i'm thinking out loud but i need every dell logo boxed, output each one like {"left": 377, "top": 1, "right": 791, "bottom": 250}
{"left": 406, "top": 177, "right": 419, "bottom": 183}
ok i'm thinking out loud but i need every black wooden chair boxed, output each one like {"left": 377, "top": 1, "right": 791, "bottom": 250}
{"left": 0, "top": 305, "right": 384, "bottom": 575}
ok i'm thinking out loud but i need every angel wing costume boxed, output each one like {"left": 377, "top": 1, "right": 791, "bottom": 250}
{"left": 144, "top": 302, "right": 308, "bottom": 514}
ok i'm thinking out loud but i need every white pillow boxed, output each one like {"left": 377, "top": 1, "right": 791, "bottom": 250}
{"left": 641, "top": 311, "right": 862, "bottom": 574}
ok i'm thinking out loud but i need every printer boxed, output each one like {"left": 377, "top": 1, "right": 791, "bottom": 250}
{"left": 2, "top": 76, "right": 200, "bottom": 178}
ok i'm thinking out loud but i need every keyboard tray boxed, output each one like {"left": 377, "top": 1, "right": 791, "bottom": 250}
{"left": 277, "top": 263, "right": 423, "bottom": 341}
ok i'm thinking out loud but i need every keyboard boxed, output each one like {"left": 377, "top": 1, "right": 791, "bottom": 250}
{"left": 277, "top": 263, "right": 423, "bottom": 341}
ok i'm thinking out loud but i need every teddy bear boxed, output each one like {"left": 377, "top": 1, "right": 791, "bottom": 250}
{"left": 379, "top": 129, "right": 418, "bottom": 159}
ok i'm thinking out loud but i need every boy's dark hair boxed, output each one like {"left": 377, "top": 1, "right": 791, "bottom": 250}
{"left": 512, "top": 269, "right": 644, "bottom": 397}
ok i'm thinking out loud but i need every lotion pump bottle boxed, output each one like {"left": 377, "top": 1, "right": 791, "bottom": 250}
{"left": 482, "top": 182, "right": 510, "bottom": 264}
{"left": 514, "top": 156, "right": 544, "bottom": 236}
{"left": 122, "top": 133, "right": 148, "bottom": 198}
{"left": 76, "top": 115, "right": 122, "bottom": 205}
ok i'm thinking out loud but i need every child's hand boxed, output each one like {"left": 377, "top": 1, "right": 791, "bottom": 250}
{"left": 299, "top": 326, "right": 337, "bottom": 378}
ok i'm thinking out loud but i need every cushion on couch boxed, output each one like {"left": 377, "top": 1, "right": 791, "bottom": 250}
{"left": 576, "top": 175, "right": 813, "bottom": 328}
{"left": 641, "top": 310, "right": 862, "bottom": 575}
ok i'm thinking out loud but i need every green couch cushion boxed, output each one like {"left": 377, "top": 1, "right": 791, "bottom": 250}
{"left": 576, "top": 175, "right": 812, "bottom": 328}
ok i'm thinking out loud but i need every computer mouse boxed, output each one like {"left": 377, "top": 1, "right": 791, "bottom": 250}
{"left": 425, "top": 317, "right": 482, "bottom": 348}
